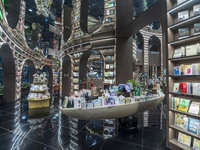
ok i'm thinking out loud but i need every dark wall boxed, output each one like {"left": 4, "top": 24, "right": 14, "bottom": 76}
{"left": 62, "top": 55, "right": 71, "bottom": 97}
{"left": 5, "top": 0, "right": 21, "bottom": 29}
{"left": 63, "top": 5, "right": 72, "bottom": 42}
{"left": 24, "top": 59, "right": 36, "bottom": 84}
{"left": 42, "top": 65, "right": 53, "bottom": 96}
{"left": 80, "top": 0, "right": 88, "bottom": 33}
{"left": 0, "top": 44, "right": 16, "bottom": 103}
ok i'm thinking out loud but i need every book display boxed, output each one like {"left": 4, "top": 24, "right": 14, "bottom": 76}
{"left": 104, "top": 0, "right": 116, "bottom": 24}
{"left": 167, "top": 0, "right": 200, "bottom": 149}
{"left": 27, "top": 73, "right": 50, "bottom": 109}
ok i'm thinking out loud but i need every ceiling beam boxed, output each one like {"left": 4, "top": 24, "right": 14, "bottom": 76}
{"left": 117, "top": 0, "right": 166, "bottom": 38}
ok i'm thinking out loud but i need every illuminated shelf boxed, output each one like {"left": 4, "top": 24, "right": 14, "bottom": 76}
{"left": 169, "top": 55, "right": 200, "bottom": 62}
{"left": 168, "top": 14, "right": 200, "bottom": 30}
{"left": 169, "top": 108, "right": 200, "bottom": 120}
{"left": 168, "top": 0, "right": 199, "bottom": 15}
{"left": 169, "top": 92, "right": 200, "bottom": 98}
{"left": 169, "top": 75, "right": 200, "bottom": 78}
{"left": 170, "top": 125, "right": 200, "bottom": 139}
{"left": 169, "top": 139, "right": 193, "bottom": 150}
{"left": 168, "top": 35, "right": 200, "bottom": 46}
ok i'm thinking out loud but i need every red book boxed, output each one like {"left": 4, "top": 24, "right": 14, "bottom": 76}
{"left": 180, "top": 82, "right": 183, "bottom": 93}
{"left": 183, "top": 82, "right": 187, "bottom": 94}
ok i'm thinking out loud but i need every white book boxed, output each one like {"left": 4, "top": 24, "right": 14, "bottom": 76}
{"left": 188, "top": 102, "right": 199, "bottom": 115}
{"left": 193, "top": 4, "right": 200, "bottom": 15}
{"left": 186, "top": 44, "right": 198, "bottom": 56}
{"left": 178, "top": 10, "right": 189, "bottom": 22}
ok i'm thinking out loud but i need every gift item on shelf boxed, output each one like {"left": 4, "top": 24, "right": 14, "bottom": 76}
{"left": 171, "top": 97, "right": 191, "bottom": 112}
{"left": 173, "top": 83, "right": 180, "bottom": 93}
{"left": 173, "top": 47, "right": 185, "bottom": 58}
{"left": 186, "top": 43, "right": 200, "bottom": 56}
{"left": 174, "top": 66, "right": 180, "bottom": 75}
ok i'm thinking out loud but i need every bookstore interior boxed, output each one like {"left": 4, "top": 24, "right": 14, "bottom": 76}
{"left": 1, "top": 0, "right": 200, "bottom": 149}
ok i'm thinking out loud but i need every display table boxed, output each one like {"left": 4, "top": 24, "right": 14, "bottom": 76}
{"left": 61, "top": 95, "right": 165, "bottom": 120}
{"left": 27, "top": 98, "right": 50, "bottom": 109}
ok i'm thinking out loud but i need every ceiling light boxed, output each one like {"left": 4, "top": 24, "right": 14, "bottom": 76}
{"left": 28, "top": 8, "right": 32, "bottom": 12}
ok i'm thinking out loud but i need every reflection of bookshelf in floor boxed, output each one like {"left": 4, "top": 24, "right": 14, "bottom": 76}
{"left": 103, "top": 119, "right": 118, "bottom": 138}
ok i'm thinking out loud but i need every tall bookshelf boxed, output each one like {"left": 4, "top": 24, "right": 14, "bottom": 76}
{"left": 167, "top": 0, "right": 200, "bottom": 149}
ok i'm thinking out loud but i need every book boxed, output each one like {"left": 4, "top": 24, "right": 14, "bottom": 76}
{"left": 173, "top": 83, "right": 180, "bottom": 93}
{"left": 194, "top": 23, "right": 200, "bottom": 35}
{"left": 186, "top": 44, "right": 199, "bottom": 56}
{"left": 188, "top": 102, "right": 199, "bottom": 115}
{"left": 187, "top": 83, "right": 192, "bottom": 94}
{"left": 184, "top": 65, "right": 192, "bottom": 75}
{"left": 192, "top": 83, "right": 200, "bottom": 95}
{"left": 192, "top": 64, "right": 199, "bottom": 75}
{"left": 180, "top": 82, "right": 183, "bottom": 93}
{"left": 193, "top": 138, "right": 200, "bottom": 150}
{"left": 174, "top": 113, "right": 188, "bottom": 130}
{"left": 174, "top": 66, "right": 180, "bottom": 75}
{"left": 171, "top": 97, "right": 180, "bottom": 110}
{"left": 178, "top": 10, "right": 189, "bottom": 22}
{"left": 178, "top": 28, "right": 189, "bottom": 39}
{"left": 177, "top": 98, "right": 191, "bottom": 112}
{"left": 178, "top": 132, "right": 191, "bottom": 147}
{"left": 188, "top": 118, "right": 200, "bottom": 134}
{"left": 193, "top": 4, "right": 200, "bottom": 15}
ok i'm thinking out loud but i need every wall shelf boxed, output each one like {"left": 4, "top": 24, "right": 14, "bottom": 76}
{"left": 169, "top": 55, "right": 200, "bottom": 62}
{"left": 169, "top": 92, "right": 200, "bottom": 98}
{"left": 169, "top": 139, "right": 193, "bottom": 150}
{"left": 169, "top": 108, "right": 200, "bottom": 120}
{"left": 169, "top": 75, "right": 200, "bottom": 78}
{"left": 168, "top": 35, "right": 200, "bottom": 47}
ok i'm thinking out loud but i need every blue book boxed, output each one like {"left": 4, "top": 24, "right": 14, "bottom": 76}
{"left": 188, "top": 118, "right": 200, "bottom": 134}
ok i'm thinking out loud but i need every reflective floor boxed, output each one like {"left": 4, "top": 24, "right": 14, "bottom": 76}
{"left": 0, "top": 96, "right": 169, "bottom": 150}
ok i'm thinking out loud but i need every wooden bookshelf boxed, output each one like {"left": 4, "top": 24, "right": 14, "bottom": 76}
{"left": 167, "top": 0, "right": 200, "bottom": 149}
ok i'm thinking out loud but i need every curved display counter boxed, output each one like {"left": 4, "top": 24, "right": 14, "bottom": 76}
{"left": 61, "top": 95, "right": 165, "bottom": 120}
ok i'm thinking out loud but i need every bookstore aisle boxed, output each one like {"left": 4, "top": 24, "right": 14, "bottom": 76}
{"left": 0, "top": 96, "right": 168, "bottom": 150}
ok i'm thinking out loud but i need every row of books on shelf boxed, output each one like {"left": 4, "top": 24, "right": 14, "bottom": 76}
{"left": 177, "top": 132, "right": 200, "bottom": 149}
{"left": 175, "top": 112, "right": 200, "bottom": 135}
{"left": 171, "top": 97, "right": 199, "bottom": 115}
{"left": 178, "top": 4, "right": 200, "bottom": 22}
{"left": 178, "top": 24, "right": 200, "bottom": 39}
{"left": 174, "top": 64, "right": 200, "bottom": 75}
{"left": 105, "top": 72, "right": 114, "bottom": 77}
{"left": 105, "top": 1, "right": 115, "bottom": 8}
{"left": 73, "top": 72, "right": 79, "bottom": 77}
{"left": 73, "top": 78, "right": 79, "bottom": 83}
{"left": 106, "top": 64, "right": 114, "bottom": 69}
{"left": 173, "top": 43, "right": 200, "bottom": 58}
{"left": 173, "top": 82, "right": 200, "bottom": 95}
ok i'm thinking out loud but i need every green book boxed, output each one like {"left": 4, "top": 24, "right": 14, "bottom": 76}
{"left": 178, "top": 99, "right": 191, "bottom": 112}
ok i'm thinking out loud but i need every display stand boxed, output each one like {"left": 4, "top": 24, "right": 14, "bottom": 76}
{"left": 167, "top": 0, "right": 200, "bottom": 149}
{"left": 27, "top": 73, "right": 50, "bottom": 109}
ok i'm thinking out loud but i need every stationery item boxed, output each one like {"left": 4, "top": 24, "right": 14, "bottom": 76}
{"left": 178, "top": 28, "right": 189, "bottom": 39}
{"left": 177, "top": 98, "right": 191, "bottom": 112}
{"left": 74, "top": 98, "right": 81, "bottom": 109}
{"left": 188, "top": 118, "right": 200, "bottom": 134}
{"left": 173, "top": 83, "right": 180, "bottom": 93}
{"left": 193, "top": 4, "right": 200, "bottom": 15}
{"left": 194, "top": 23, "right": 200, "bottom": 35}
{"left": 193, "top": 138, "right": 200, "bottom": 150}
{"left": 174, "top": 113, "right": 188, "bottom": 130}
{"left": 188, "top": 102, "right": 200, "bottom": 115}
{"left": 86, "top": 102, "right": 93, "bottom": 108}
{"left": 186, "top": 44, "right": 199, "bottom": 56}
{"left": 178, "top": 10, "right": 189, "bottom": 22}
{"left": 178, "top": 132, "right": 191, "bottom": 147}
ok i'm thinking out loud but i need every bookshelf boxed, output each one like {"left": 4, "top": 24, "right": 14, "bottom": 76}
{"left": 167, "top": 0, "right": 200, "bottom": 149}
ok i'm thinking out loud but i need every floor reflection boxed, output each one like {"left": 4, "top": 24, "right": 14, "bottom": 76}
{"left": 0, "top": 96, "right": 169, "bottom": 150}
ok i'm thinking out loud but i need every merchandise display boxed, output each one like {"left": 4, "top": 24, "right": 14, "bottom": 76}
{"left": 27, "top": 73, "right": 50, "bottom": 108}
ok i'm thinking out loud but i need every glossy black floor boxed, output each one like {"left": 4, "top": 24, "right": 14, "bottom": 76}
{"left": 0, "top": 95, "right": 169, "bottom": 150}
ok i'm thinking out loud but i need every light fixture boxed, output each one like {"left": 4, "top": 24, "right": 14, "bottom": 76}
{"left": 28, "top": 8, "right": 32, "bottom": 12}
